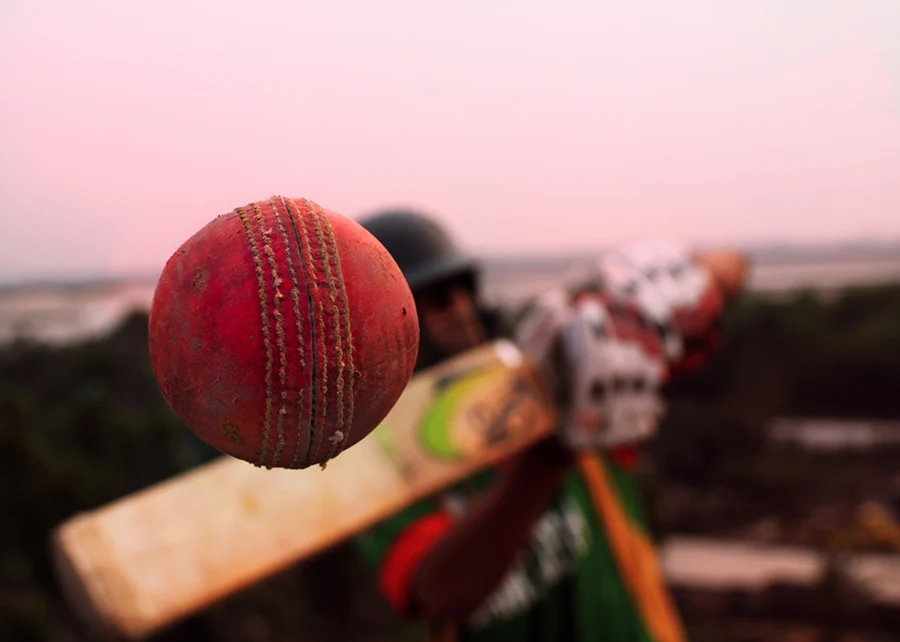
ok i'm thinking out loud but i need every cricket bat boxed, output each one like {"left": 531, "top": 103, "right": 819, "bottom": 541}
{"left": 52, "top": 338, "right": 558, "bottom": 640}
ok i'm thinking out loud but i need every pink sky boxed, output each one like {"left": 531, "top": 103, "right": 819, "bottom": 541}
{"left": 1, "top": 0, "right": 899, "bottom": 281}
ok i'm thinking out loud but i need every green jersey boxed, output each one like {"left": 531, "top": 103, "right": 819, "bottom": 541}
{"left": 355, "top": 449, "right": 684, "bottom": 642}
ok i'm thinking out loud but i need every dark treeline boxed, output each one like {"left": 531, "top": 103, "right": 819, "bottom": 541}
{"left": 3, "top": 283, "right": 900, "bottom": 641}
{"left": 650, "top": 285, "right": 900, "bottom": 538}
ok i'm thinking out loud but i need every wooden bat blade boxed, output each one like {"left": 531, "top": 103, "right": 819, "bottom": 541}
{"left": 51, "top": 340, "right": 556, "bottom": 640}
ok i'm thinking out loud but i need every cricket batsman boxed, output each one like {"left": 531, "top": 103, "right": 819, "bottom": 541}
{"left": 354, "top": 208, "right": 746, "bottom": 642}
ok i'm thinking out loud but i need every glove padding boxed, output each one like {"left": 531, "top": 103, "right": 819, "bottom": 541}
{"left": 558, "top": 294, "right": 667, "bottom": 450}
{"left": 580, "top": 240, "right": 725, "bottom": 369}
{"left": 514, "top": 288, "right": 667, "bottom": 451}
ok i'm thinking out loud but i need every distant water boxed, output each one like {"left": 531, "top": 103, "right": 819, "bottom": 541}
{"left": 1, "top": 258, "right": 900, "bottom": 346}
{"left": 0, "top": 283, "right": 158, "bottom": 346}
{"left": 479, "top": 256, "right": 900, "bottom": 306}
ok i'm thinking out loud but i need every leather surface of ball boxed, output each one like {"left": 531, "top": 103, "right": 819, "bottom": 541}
{"left": 148, "top": 196, "right": 419, "bottom": 469}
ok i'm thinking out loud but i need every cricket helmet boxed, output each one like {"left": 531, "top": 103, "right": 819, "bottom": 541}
{"left": 358, "top": 208, "right": 479, "bottom": 294}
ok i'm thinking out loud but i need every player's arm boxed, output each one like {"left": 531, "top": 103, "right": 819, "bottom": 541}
{"left": 390, "top": 292, "right": 580, "bottom": 622}
{"left": 404, "top": 435, "right": 571, "bottom": 622}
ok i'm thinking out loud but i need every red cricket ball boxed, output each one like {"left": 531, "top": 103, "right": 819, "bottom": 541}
{"left": 148, "top": 196, "right": 419, "bottom": 469}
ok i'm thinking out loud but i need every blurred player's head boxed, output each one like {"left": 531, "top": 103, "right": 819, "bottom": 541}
{"left": 359, "top": 209, "right": 486, "bottom": 369}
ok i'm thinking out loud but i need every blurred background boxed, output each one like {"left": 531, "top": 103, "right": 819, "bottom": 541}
{"left": 2, "top": 1, "right": 900, "bottom": 641}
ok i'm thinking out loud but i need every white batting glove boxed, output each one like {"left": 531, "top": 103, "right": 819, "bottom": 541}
{"left": 514, "top": 289, "right": 668, "bottom": 451}
{"left": 587, "top": 240, "right": 719, "bottom": 364}
{"left": 556, "top": 295, "right": 667, "bottom": 450}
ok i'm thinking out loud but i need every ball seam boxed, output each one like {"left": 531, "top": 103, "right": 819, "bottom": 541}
{"left": 236, "top": 206, "right": 275, "bottom": 467}
{"left": 309, "top": 200, "right": 355, "bottom": 462}
{"left": 287, "top": 198, "right": 326, "bottom": 468}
